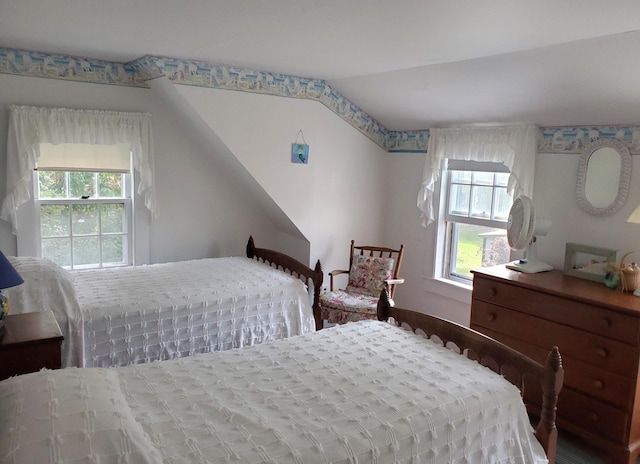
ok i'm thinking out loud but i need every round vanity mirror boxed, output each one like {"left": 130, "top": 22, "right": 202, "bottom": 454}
{"left": 576, "top": 139, "right": 631, "bottom": 216}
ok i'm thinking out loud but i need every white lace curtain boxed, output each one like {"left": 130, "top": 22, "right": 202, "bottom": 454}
{"left": 417, "top": 124, "right": 539, "bottom": 226}
{"left": 1, "top": 105, "right": 158, "bottom": 233}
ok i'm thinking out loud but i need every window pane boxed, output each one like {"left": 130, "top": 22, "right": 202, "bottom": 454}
{"left": 102, "top": 235, "right": 126, "bottom": 265}
{"left": 99, "top": 173, "right": 124, "bottom": 198}
{"left": 72, "top": 204, "right": 99, "bottom": 235}
{"left": 450, "top": 223, "right": 510, "bottom": 279}
{"left": 38, "top": 171, "right": 66, "bottom": 199}
{"left": 101, "top": 204, "right": 125, "bottom": 233}
{"left": 40, "top": 204, "right": 70, "bottom": 236}
{"left": 42, "top": 237, "right": 71, "bottom": 268}
{"left": 469, "top": 185, "right": 493, "bottom": 218}
{"left": 472, "top": 171, "right": 495, "bottom": 185}
{"left": 73, "top": 236, "right": 100, "bottom": 267}
{"left": 449, "top": 184, "right": 470, "bottom": 215}
{"left": 493, "top": 187, "right": 512, "bottom": 221}
{"left": 450, "top": 170, "right": 471, "bottom": 184}
{"left": 495, "top": 172, "right": 509, "bottom": 187}
{"left": 69, "top": 172, "right": 96, "bottom": 198}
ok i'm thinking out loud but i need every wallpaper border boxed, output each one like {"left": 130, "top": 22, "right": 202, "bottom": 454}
{"left": 2, "top": 47, "right": 639, "bottom": 155}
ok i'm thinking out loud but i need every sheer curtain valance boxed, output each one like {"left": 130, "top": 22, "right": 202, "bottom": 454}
{"left": 1, "top": 105, "right": 158, "bottom": 233}
{"left": 417, "top": 124, "right": 538, "bottom": 226}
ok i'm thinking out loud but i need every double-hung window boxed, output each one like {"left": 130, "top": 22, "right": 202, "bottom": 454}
{"left": 441, "top": 160, "right": 512, "bottom": 284}
{"left": 34, "top": 143, "right": 133, "bottom": 270}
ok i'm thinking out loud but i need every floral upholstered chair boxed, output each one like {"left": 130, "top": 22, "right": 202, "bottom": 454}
{"left": 320, "top": 240, "right": 404, "bottom": 325}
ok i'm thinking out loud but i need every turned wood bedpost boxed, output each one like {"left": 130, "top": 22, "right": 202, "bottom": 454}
{"left": 313, "top": 259, "right": 323, "bottom": 330}
{"left": 246, "top": 235, "right": 256, "bottom": 258}
{"left": 535, "top": 346, "right": 564, "bottom": 464}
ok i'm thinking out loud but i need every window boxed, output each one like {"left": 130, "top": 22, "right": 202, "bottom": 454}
{"left": 4, "top": 106, "right": 154, "bottom": 267}
{"left": 37, "top": 170, "right": 132, "bottom": 269}
{"left": 440, "top": 160, "right": 512, "bottom": 284}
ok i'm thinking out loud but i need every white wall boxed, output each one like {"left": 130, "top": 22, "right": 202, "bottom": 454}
{"left": 382, "top": 147, "right": 640, "bottom": 325}
{"left": 0, "top": 74, "right": 281, "bottom": 261}
{"left": 175, "top": 85, "right": 390, "bottom": 279}
{"left": 3, "top": 73, "right": 640, "bottom": 327}
{"left": 534, "top": 151, "right": 640, "bottom": 269}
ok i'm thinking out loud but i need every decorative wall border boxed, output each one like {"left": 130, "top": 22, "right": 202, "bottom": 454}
{"left": 2, "top": 47, "right": 639, "bottom": 155}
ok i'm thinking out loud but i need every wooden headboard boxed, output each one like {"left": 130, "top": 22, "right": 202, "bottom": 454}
{"left": 246, "top": 236, "right": 323, "bottom": 330}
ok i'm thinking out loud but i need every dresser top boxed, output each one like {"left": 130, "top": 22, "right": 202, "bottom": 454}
{"left": 472, "top": 266, "right": 640, "bottom": 316}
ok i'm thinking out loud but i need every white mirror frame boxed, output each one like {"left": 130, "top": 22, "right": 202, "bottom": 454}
{"left": 576, "top": 139, "right": 631, "bottom": 216}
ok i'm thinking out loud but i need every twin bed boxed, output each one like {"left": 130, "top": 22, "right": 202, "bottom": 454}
{"left": 0, "top": 289, "right": 563, "bottom": 463}
{"left": 0, "top": 240, "right": 564, "bottom": 463}
{"left": 5, "top": 236, "right": 323, "bottom": 368}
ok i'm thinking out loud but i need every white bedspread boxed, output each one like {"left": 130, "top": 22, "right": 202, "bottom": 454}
{"left": 6, "top": 256, "right": 315, "bottom": 368}
{"left": 0, "top": 321, "right": 547, "bottom": 464}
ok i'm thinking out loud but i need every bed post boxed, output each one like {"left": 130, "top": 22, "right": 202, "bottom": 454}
{"left": 312, "top": 259, "right": 323, "bottom": 330}
{"left": 246, "top": 236, "right": 256, "bottom": 258}
{"left": 535, "top": 346, "right": 564, "bottom": 464}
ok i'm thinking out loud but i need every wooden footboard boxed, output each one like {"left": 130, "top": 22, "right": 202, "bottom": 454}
{"left": 246, "top": 236, "right": 323, "bottom": 330}
{"left": 377, "top": 290, "right": 564, "bottom": 464}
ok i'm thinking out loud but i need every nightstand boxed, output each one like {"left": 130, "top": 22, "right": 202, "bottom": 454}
{"left": 0, "top": 311, "right": 64, "bottom": 380}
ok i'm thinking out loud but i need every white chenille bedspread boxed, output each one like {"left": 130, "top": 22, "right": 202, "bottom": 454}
{"left": 0, "top": 321, "right": 548, "bottom": 464}
{"left": 6, "top": 256, "right": 315, "bottom": 368}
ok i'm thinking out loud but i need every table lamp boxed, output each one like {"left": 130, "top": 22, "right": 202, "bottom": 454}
{"left": 0, "top": 250, "right": 24, "bottom": 331}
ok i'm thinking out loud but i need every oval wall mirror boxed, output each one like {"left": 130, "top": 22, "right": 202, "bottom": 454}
{"left": 576, "top": 139, "right": 631, "bottom": 216}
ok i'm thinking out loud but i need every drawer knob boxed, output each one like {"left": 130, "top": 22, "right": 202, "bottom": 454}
{"left": 599, "top": 318, "right": 611, "bottom": 329}
{"left": 489, "top": 287, "right": 497, "bottom": 297}
{"left": 487, "top": 313, "right": 496, "bottom": 322}
{"left": 596, "top": 348, "right": 608, "bottom": 358}
{"left": 593, "top": 380, "right": 604, "bottom": 390}
{"left": 588, "top": 412, "right": 599, "bottom": 422}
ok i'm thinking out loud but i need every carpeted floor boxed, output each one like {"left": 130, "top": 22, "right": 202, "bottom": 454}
{"left": 555, "top": 432, "right": 640, "bottom": 464}
{"left": 556, "top": 433, "right": 607, "bottom": 464}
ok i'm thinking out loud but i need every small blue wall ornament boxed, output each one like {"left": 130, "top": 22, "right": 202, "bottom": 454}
{"left": 291, "top": 130, "right": 309, "bottom": 164}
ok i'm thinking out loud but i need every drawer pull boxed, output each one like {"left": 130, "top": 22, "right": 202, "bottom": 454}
{"left": 588, "top": 412, "right": 599, "bottom": 422}
{"left": 599, "top": 318, "right": 611, "bottom": 329}
{"left": 489, "top": 287, "right": 497, "bottom": 297}
{"left": 487, "top": 313, "right": 496, "bottom": 322}
{"left": 593, "top": 380, "right": 604, "bottom": 390}
{"left": 596, "top": 348, "right": 608, "bottom": 358}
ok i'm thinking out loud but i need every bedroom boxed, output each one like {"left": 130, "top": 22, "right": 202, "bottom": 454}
{"left": 1, "top": 1, "right": 640, "bottom": 325}
{"left": 0, "top": 1, "right": 640, "bottom": 462}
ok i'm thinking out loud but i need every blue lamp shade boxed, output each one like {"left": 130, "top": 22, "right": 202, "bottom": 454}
{"left": 0, "top": 251, "right": 23, "bottom": 290}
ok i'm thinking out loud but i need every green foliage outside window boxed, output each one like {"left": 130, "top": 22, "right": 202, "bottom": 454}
{"left": 38, "top": 171, "right": 127, "bottom": 269}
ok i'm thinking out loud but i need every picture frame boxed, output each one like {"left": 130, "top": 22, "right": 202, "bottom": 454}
{"left": 563, "top": 242, "right": 617, "bottom": 283}
{"left": 291, "top": 143, "right": 309, "bottom": 164}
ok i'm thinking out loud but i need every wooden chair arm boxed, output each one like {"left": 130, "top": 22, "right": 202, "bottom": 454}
{"left": 385, "top": 278, "right": 405, "bottom": 286}
{"left": 329, "top": 269, "right": 349, "bottom": 291}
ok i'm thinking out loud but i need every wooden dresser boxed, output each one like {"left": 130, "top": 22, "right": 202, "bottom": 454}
{"left": 471, "top": 266, "right": 640, "bottom": 464}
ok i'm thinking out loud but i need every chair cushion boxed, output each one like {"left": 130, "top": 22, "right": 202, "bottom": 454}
{"left": 346, "top": 255, "right": 394, "bottom": 297}
{"left": 320, "top": 290, "right": 379, "bottom": 324}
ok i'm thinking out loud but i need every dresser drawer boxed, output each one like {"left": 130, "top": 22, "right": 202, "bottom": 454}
{"left": 558, "top": 388, "right": 630, "bottom": 444}
{"left": 471, "top": 301, "right": 639, "bottom": 377}
{"left": 473, "top": 277, "right": 640, "bottom": 345}
{"left": 473, "top": 324, "right": 635, "bottom": 410}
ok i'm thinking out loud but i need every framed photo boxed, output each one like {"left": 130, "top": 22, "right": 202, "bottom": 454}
{"left": 563, "top": 243, "right": 617, "bottom": 282}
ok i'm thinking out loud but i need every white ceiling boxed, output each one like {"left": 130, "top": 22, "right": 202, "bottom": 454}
{"left": 2, "top": 0, "right": 640, "bottom": 130}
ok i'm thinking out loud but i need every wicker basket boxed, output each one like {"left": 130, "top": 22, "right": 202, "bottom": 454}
{"left": 619, "top": 252, "right": 640, "bottom": 292}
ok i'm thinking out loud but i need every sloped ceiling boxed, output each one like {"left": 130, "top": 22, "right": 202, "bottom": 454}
{"left": 2, "top": 0, "right": 640, "bottom": 130}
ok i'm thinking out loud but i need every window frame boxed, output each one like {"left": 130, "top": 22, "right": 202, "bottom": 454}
{"left": 433, "top": 159, "right": 514, "bottom": 287}
{"left": 16, "top": 158, "right": 150, "bottom": 267}
{"left": 36, "top": 171, "right": 134, "bottom": 269}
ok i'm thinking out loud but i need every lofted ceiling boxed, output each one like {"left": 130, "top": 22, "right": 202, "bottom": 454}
{"left": 2, "top": 0, "right": 640, "bottom": 130}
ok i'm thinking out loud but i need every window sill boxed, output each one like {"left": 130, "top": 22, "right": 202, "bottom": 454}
{"left": 422, "top": 275, "right": 472, "bottom": 305}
